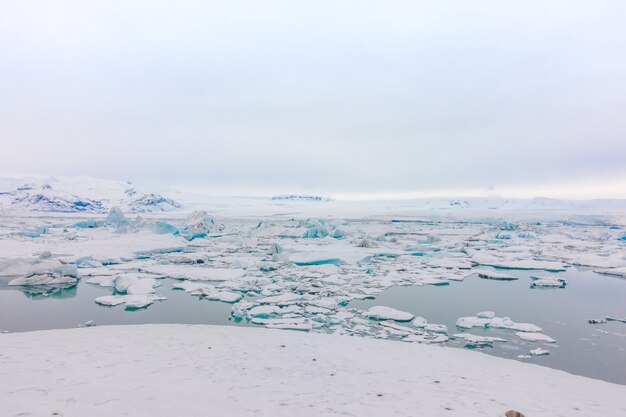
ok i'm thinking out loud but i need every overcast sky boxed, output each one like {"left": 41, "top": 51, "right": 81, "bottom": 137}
{"left": 1, "top": 1, "right": 625, "bottom": 199}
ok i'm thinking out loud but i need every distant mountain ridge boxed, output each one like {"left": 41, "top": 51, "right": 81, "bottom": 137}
{"left": 271, "top": 195, "right": 332, "bottom": 202}
{"left": 2, "top": 173, "right": 626, "bottom": 214}
{"left": 0, "top": 174, "right": 181, "bottom": 213}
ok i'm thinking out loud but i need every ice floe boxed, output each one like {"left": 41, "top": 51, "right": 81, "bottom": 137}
{"left": 475, "top": 270, "right": 518, "bottom": 281}
{"left": 95, "top": 294, "right": 166, "bottom": 309}
{"left": 529, "top": 348, "right": 550, "bottom": 356}
{"left": 530, "top": 276, "right": 567, "bottom": 289}
{"left": 366, "top": 306, "right": 414, "bottom": 321}
{"left": 456, "top": 313, "right": 542, "bottom": 332}
{"left": 515, "top": 332, "right": 556, "bottom": 343}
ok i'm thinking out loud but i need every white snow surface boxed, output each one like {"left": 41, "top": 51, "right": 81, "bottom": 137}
{"left": 1, "top": 324, "right": 625, "bottom": 417}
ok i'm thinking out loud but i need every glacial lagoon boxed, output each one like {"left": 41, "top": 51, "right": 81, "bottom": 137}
{"left": 2, "top": 266, "right": 625, "bottom": 384}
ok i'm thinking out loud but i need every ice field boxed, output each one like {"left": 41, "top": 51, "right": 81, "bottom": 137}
{"left": 2, "top": 188, "right": 626, "bottom": 382}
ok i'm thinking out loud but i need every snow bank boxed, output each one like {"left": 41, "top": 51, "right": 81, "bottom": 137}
{"left": 1, "top": 325, "right": 624, "bottom": 417}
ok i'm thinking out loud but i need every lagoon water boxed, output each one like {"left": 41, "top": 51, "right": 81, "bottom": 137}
{"left": 1, "top": 268, "right": 625, "bottom": 384}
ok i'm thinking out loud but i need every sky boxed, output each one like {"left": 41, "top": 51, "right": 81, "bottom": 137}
{"left": 1, "top": 1, "right": 626, "bottom": 199}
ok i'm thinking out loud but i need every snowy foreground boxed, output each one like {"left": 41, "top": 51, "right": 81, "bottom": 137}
{"left": 1, "top": 324, "right": 625, "bottom": 417}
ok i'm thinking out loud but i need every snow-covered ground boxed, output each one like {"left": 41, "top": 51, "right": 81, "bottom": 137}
{"left": 1, "top": 324, "right": 625, "bottom": 417}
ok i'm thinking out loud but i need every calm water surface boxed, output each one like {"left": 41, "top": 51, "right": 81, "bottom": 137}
{"left": 1, "top": 268, "right": 625, "bottom": 384}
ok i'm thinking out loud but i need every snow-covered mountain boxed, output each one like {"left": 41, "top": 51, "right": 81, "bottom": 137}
{"left": 0, "top": 174, "right": 181, "bottom": 213}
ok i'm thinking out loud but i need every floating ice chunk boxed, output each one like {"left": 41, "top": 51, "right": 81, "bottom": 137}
{"left": 74, "top": 219, "right": 98, "bottom": 228}
{"left": 453, "top": 333, "right": 506, "bottom": 348}
{"left": 378, "top": 320, "right": 417, "bottom": 335}
{"left": 606, "top": 316, "right": 626, "bottom": 323}
{"left": 267, "top": 243, "right": 283, "bottom": 257}
{"left": 412, "top": 316, "right": 428, "bottom": 327}
{"left": 306, "top": 306, "right": 331, "bottom": 314}
{"left": 475, "top": 270, "right": 518, "bottom": 281}
{"left": 152, "top": 221, "right": 178, "bottom": 235}
{"left": 180, "top": 210, "right": 222, "bottom": 240}
{"left": 250, "top": 317, "right": 312, "bottom": 331}
{"left": 456, "top": 315, "right": 542, "bottom": 332}
{"left": 422, "top": 278, "right": 450, "bottom": 286}
{"left": 112, "top": 274, "right": 160, "bottom": 295}
{"left": 425, "top": 235, "right": 441, "bottom": 244}
{"left": 515, "top": 332, "right": 556, "bottom": 343}
{"left": 428, "top": 258, "right": 472, "bottom": 269}
{"left": 356, "top": 239, "right": 379, "bottom": 248}
{"left": 248, "top": 305, "right": 281, "bottom": 318}
{"left": 473, "top": 256, "right": 566, "bottom": 272}
{"left": 78, "top": 320, "right": 96, "bottom": 328}
{"left": 530, "top": 276, "right": 567, "bottom": 289}
{"left": 125, "top": 279, "right": 160, "bottom": 295}
{"left": 257, "top": 292, "right": 302, "bottom": 305}
{"left": 95, "top": 294, "right": 166, "bottom": 309}
{"left": 404, "top": 333, "right": 449, "bottom": 343}
{"left": 476, "top": 311, "right": 496, "bottom": 319}
{"left": 20, "top": 226, "right": 49, "bottom": 238}
{"left": 2, "top": 259, "right": 79, "bottom": 279}
{"left": 594, "top": 267, "right": 626, "bottom": 279}
{"left": 302, "top": 219, "right": 329, "bottom": 238}
{"left": 201, "top": 290, "right": 242, "bottom": 303}
{"left": 292, "top": 257, "right": 342, "bottom": 266}
{"left": 529, "top": 348, "right": 550, "bottom": 356}
{"left": 171, "top": 280, "right": 208, "bottom": 292}
{"left": 307, "top": 297, "right": 339, "bottom": 310}
{"left": 160, "top": 253, "right": 210, "bottom": 265}
{"left": 8, "top": 273, "right": 78, "bottom": 287}
{"left": 172, "top": 281, "right": 242, "bottom": 303}
{"left": 423, "top": 324, "right": 448, "bottom": 334}
{"left": 456, "top": 316, "right": 490, "bottom": 329}
{"left": 85, "top": 275, "right": 117, "bottom": 287}
{"left": 143, "top": 265, "right": 245, "bottom": 281}
{"left": 366, "top": 306, "right": 414, "bottom": 322}
{"left": 74, "top": 257, "right": 103, "bottom": 268}
{"left": 104, "top": 207, "right": 130, "bottom": 229}
{"left": 488, "top": 317, "right": 542, "bottom": 332}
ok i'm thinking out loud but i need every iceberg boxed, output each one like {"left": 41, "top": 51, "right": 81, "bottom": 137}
{"left": 104, "top": 206, "right": 130, "bottom": 229}
{"left": 152, "top": 221, "right": 179, "bottom": 235}
{"left": 179, "top": 211, "right": 223, "bottom": 240}
{"left": 302, "top": 220, "right": 329, "bottom": 238}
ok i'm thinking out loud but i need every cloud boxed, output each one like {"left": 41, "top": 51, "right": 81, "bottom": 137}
{"left": 1, "top": 1, "right": 625, "bottom": 198}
